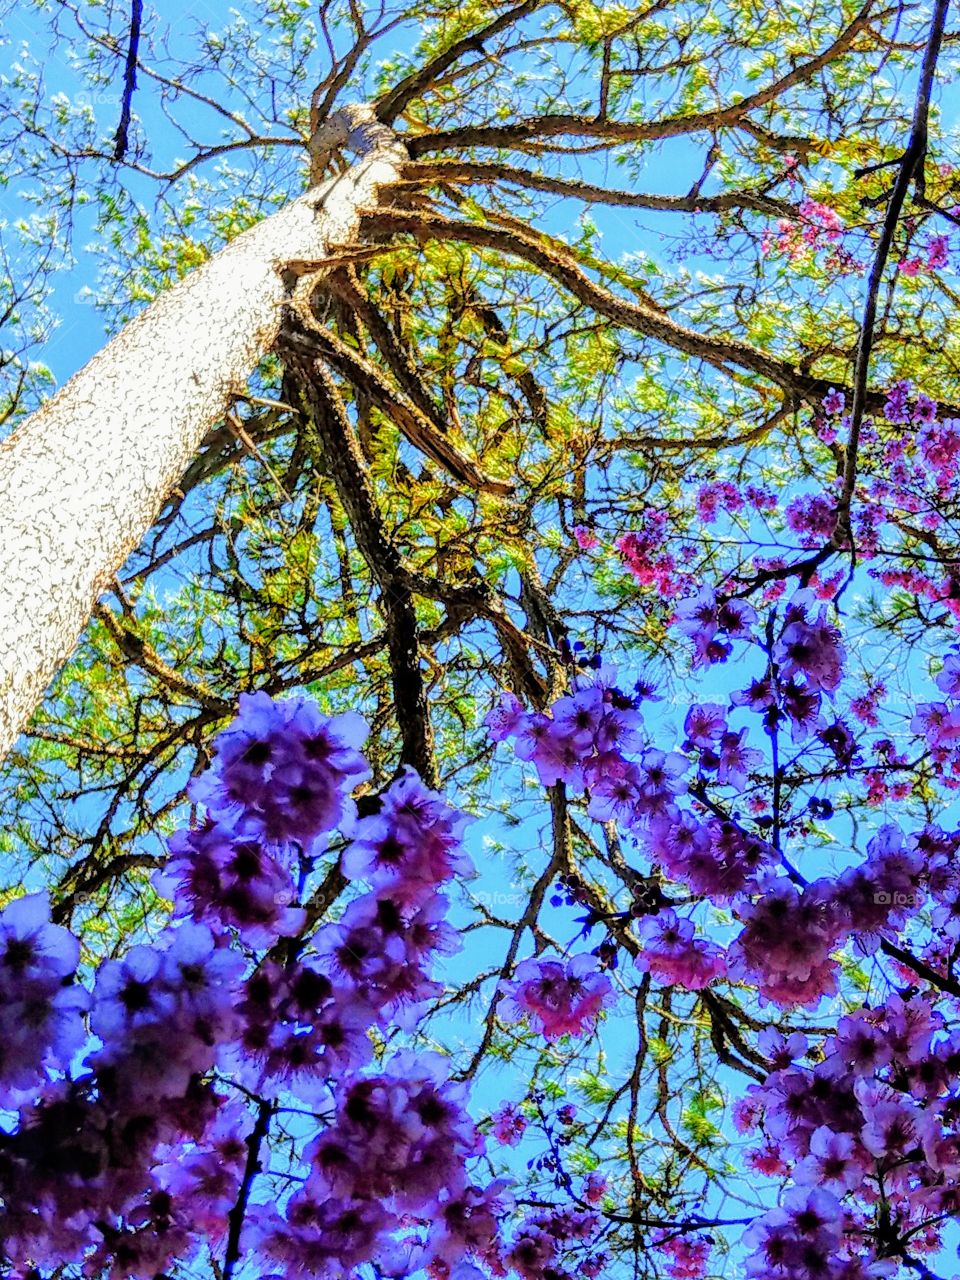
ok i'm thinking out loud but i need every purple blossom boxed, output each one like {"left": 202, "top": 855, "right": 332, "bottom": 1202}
{"left": 635, "top": 908, "right": 726, "bottom": 989}
{"left": 822, "top": 388, "right": 845, "bottom": 416}
{"left": 774, "top": 592, "right": 845, "bottom": 694}
{"left": 674, "top": 588, "right": 757, "bottom": 663}
{"left": 585, "top": 752, "right": 645, "bottom": 824}
{"left": 727, "top": 876, "right": 844, "bottom": 1007}
{"left": 426, "top": 1178, "right": 513, "bottom": 1270}
{"left": 648, "top": 815, "right": 774, "bottom": 898}
{"left": 913, "top": 391, "right": 938, "bottom": 424}
{"left": 716, "top": 727, "right": 762, "bottom": 789}
{"left": 0, "top": 893, "right": 88, "bottom": 1104}
{"left": 229, "top": 960, "right": 374, "bottom": 1101}
{"left": 683, "top": 702, "right": 727, "bottom": 748}
{"left": 89, "top": 923, "right": 245, "bottom": 1103}
{"left": 343, "top": 767, "right": 474, "bottom": 904}
{"left": 490, "top": 1103, "right": 527, "bottom": 1147}
{"left": 934, "top": 652, "right": 960, "bottom": 697}
{"left": 926, "top": 234, "right": 949, "bottom": 271}
{"left": 823, "top": 1009, "right": 892, "bottom": 1078}
{"left": 883, "top": 379, "right": 912, "bottom": 424}
{"left": 159, "top": 816, "right": 306, "bottom": 947}
{"left": 856, "top": 1080, "right": 919, "bottom": 1159}
{"left": 498, "top": 954, "right": 613, "bottom": 1040}
{"left": 485, "top": 691, "right": 528, "bottom": 742}
{"left": 188, "top": 692, "right": 370, "bottom": 846}
{"left": 793, "top": 1126, "right": 866, "bottom": 1193}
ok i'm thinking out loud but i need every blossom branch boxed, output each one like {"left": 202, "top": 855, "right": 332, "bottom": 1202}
{"left": 223, "top": 1100, "right": 273, "bottom": 1280}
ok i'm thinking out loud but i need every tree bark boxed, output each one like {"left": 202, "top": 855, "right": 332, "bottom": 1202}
{"left": 0, "top": 106, "right": 405, "bottom": 765}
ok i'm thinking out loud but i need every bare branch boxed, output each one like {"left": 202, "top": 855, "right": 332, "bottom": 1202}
{"left": 112, "top": 0, "right": 143, "bottom": 162}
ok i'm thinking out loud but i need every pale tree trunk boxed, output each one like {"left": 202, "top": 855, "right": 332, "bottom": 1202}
{"left": 0, "top": 107, "right": 404, "bottom": 765}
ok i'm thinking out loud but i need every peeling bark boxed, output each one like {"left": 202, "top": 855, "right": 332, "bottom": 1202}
{"left": 0, "top": 106, "right": 406, "bottom": 765}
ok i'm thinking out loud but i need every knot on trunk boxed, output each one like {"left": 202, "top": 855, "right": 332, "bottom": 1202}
{"left": 309, "top": 103, "right": 404, "bottom": 184}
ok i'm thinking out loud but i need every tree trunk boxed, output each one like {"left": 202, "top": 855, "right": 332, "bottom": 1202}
{"left": 0, "top": 107, "right": 405, "bottom": 765}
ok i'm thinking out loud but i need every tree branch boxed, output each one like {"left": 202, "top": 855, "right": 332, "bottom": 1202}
{"left": 833, "top": 0, "right": 949, "bottom": 548}
{"left": 375, "top": 0, "right": 542, "bottom": 124}
{"left": 279, "top": 328, "right": 439, "bottom": 787}
{"left": 401, "top": 159, "right": 796, "bottom": 216}
{"left": 363, "top": 205, "right": 829, "bottom": 398}
{"left": 405, "top": 0, "right": 877, "bottom": 157}
{"left": 112, "top": 0, "right": 143, "bottom": 162}
{"left": 281, "top": 311, "right": 515, "bottom": 495}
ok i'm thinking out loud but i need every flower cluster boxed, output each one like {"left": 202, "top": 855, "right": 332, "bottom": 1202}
{"left": 485, "top": 597, "right": 959, "bottom": 1028}
{"left": 899, "top": 232, "right": 951, "bottom": 277}
{"left": 635, "top": 909, "right": 725, "bottom": 990}
{"left": 498, "top": 954, "right": 613, "bottom": 1040}
{"left": 187, "top": 690, "right": 370, "bottom": 846}
{"left": 616, "top": 516, "right": 692, "bottom": 599}
{"left": 486, "top": 670, "right": 644, "bottom": 798}
{"left": 0, "top": 694, "right": 509, "bottom": 1280}
{"left": 774, "top": 590, "right": 845, "bottom": 694}
{"left": 0, "top": 921, "right": 246, "bottom": 1273}
{"left": 160, "top": 816, "right": 306, "bottom": 947}
{"left": 477, "top": 363, "right": 960, "bottom": 1278}
{"left": 247, "top": 1053, "right": 490, "bottom": 1278}
{"left": 210, "top": 718, "right": 503, "bottom": 1279}
{"left": 647, "top": 812, "right": 775, "bottom": 899}
{"left": 695, "top": 479, "right": 744, "bottom": 524}
{"left": 491, "top": 1103, "right": 528, "bottom": 1146}
{"left": 651, "top": 1231, "right": 712, "bottom": 1279}
{"left": 673, "top": 585, "right": 757, "bottom": 667}
{"left": 763, "top": 197, "right": 844, "bottom": 262}
{"left": 742, "top": 1186, "right": 891, "bottom": 1280}
{"left": 740, "top": 990, "right": 960, "bottom": 1276}
{"left": 505, "top": 1204, "right": 606, "bottom": 1280}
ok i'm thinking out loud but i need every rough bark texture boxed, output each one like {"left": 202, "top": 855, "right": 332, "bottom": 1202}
{"left": 0, "top": 107, "right": 405, "bottom": 765}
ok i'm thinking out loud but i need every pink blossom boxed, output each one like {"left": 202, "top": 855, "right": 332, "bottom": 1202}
{"left": 583, "top": 1173, "right": 607, "bottom": 1203}
{"left": 926, "top": 234, "right": 949, "bottom": 270}
{"left": 653, "top": 1231, "right": 711, "bottom": 1279}
{"left": 498, "top": 954, "right": 613, "bottom": 1040}
{"left": 636, "top": 909, "right": 726, "bottom": 990}
{"left": 490, "top": 1104, "right": 527, "bottom": 1147}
